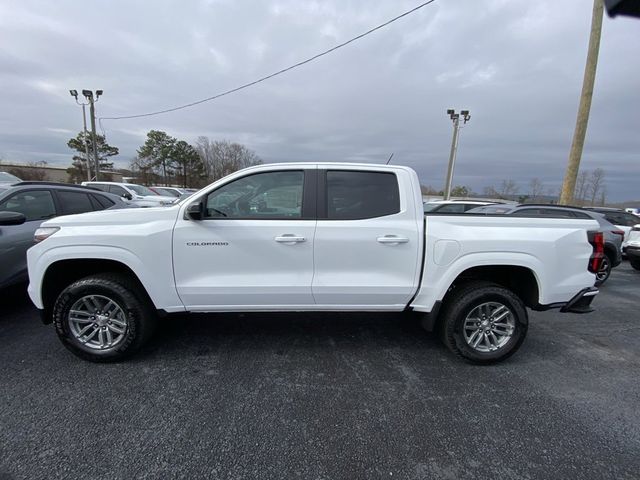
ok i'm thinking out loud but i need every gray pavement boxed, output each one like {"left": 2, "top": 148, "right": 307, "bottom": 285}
{"left": 1, "top": 262, "right": 639, "bottom": 479}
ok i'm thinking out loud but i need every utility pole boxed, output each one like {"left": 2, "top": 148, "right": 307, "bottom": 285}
{"left": 80, "top": 90, "right": 103, "bottom": 181}
{"left": 69, "top": 90, "right": 92, "bottom": 181}
{"left": 559, "top": 0, "right": 604, "bottom": 205}
{"left": 443, "top": 109, "right": 471, "bottom": 200}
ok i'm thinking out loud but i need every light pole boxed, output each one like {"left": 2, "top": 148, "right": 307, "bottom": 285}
{"left": 81, "top": 90, "right": 103, "bottom": 181}
{"left": 69, "top": 90, "right": 92, "bottom": 181}
{"left": 443, "top": 108, "right": 471, "bottom": 200}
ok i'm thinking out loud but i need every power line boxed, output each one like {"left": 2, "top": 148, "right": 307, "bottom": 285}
{"left": 99, "top": 0, "right": 437, "bottom": 123}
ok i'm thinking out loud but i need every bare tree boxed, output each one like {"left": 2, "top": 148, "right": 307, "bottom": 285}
{"left": 587, "top": 168, "right": 606, "bottom": 206}
{"left": 195, "top": 138, "right": 262, "bottom": 182}
{"left": 498, "top": 179, "right": 518, "bottom": 199}
{"left": 528, "top": 178, "right": 545, "bottom": 202}
{"left": 421, "top": 185, "right": 440, "bottom": 195}
{"left": 0, "top": 160, "right": 49, "bottom": 181}
{"left": 483, "top": 186, "right": 499, "bottom": 198}
{"left": 573, "top": 170, "right": 589, "bottom": 206}
{"left": 599, "top": 185, "right": 607, "bottom": 206}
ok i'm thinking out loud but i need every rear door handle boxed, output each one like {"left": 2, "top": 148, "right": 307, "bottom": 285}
{"left": 275, "top": 235, "right": 306, "bottom": 244}
{"left": 377, "top": 235, "right": 409, "bottom": 244}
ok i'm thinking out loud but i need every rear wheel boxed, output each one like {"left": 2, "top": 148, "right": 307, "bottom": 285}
{"left": 440, "top": 281, "right": 528, "bottom": 364}
{"left": 52, "top": 273, "right": 156, "bottom": 362}
{"left": 594, "top": 254, "right": 612, "bottom": 286}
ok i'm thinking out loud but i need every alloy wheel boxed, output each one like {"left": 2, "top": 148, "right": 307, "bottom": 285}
{"left": 463, "top": 301, "right": 515, "bottom": 353}
{"left": 68, "top": 295, "right": 129, "bottom": 351}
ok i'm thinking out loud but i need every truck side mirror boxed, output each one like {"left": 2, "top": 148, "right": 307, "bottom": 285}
{"left": 186, "top": 201, "right": 204, "bottom": 221}
{"left": 0, "top": 211, "right": 27, "bottom": 226}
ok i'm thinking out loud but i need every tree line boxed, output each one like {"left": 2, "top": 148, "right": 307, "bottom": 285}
{"left": 421, "top": 168, "right": 608, "bottom": 205}
{"left": 66, "top": 130, "right": 261, "bottom": 187}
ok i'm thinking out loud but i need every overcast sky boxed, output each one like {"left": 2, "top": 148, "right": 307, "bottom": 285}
{"left": 0, "top": 0, "right": 638, "bottom": 200}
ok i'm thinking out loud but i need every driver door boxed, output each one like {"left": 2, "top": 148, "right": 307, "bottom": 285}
{"left": 172, "top": 168, "right": 317, "bottom": 310}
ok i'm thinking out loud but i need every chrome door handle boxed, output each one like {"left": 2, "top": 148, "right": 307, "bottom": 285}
{"left": 275, "top": 235, "right": 306, "bottom": 243}
{"left": 377, "top": 235, "right": 409, "bottom": 244}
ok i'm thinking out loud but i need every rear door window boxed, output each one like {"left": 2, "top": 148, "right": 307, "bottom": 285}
{"left": 325, "top": 171, "right": 399, "bottom": 220}
{"left": 56, "top": 190, "right": 95, "bottom": 215}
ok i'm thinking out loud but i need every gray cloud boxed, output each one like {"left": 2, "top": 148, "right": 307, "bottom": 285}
{"left": 0, "top": 0, "right": 638, "bottom": 200}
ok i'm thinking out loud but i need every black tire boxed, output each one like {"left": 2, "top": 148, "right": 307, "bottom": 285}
{"left": 439, "top": 281, "right": 528, "bottom": 364}
{"left": 52, "top": 273, "right": 156, "bottom": 362}
{"left": 594, "top": 254, "right": 612, "bottom": 286}
{"left": 630, "top": 258, "right": 640, "bottom": 271}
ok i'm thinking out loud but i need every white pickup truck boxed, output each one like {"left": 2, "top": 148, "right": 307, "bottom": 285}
{"left": 26, "top": 163, "right": 602, "bottom": 364}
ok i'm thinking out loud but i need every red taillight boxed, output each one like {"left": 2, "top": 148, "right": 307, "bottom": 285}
{"left": 587, "top": 231, "right": 604, "bottom": 273}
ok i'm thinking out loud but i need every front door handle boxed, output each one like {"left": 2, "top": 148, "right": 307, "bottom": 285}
{"left": 377, "top": 235, "right": 409, "bottom": 244}
{"left": 275, "top": 235, "right": 306, "bottom": 244}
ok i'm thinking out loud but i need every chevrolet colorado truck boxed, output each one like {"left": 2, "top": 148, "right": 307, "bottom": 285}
{"left": 26, "top": 163, "right": 602, "bottom": 363}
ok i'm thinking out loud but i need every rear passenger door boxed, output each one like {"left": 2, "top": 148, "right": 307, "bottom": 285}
{"left": 312, "top": 168, "right": 421, "bottom": 308}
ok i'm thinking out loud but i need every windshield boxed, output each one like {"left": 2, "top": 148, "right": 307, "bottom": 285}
{"left": 0, "top": 172, "right": 21, "bottom": 183}
{"left": 126, "top": 184, "right": 157, "bottom": 196}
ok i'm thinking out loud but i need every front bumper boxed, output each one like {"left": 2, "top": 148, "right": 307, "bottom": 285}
{"left": 559, "top": 287, "right": 599, "bottom": 314}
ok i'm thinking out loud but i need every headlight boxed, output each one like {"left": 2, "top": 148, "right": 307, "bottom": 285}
{"left": 34, "top": 227, "right": 60, "bottom": 243}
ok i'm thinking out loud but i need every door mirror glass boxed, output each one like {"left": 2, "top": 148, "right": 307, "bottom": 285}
{"left": 0, "top": 211, "right": 27, "bottom": 226}
{"left": 186, "top": 201, "right": 203, "bottom": 220}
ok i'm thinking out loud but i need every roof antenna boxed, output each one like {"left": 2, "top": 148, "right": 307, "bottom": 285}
{"left": 386, "top": 153, "right": 394, "bottom": 165}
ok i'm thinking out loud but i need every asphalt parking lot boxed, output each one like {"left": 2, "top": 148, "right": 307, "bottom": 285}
{"left": 1, "top": 263, "right": 639, "bottom": 480}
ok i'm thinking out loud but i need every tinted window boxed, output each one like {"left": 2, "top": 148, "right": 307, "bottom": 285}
{"left": 624, "top": 213, "right": 640, "bottom": 226}
{"left": 90, "top": 183, "right": 110, "bottom": 192}
{"left": 326, "top": 171, "right": 399, "bottom": 220}
{"left": 205, "top": 171, "right": 304, "bottom": 219}
{"left": 569, "top": 211, "right": 591, "bottom": 219}
{"left": 512, "top": 208, "right": 573, "bottom": 217}
{"left": 57, "top": 190, "right": 95, "bottom": 215}
{"left": 436, "top": 203, "right": 467, "bottom": 213}
{"left": 108, "top": 185, "right": 128, "bottom": 197}
{"left": 92, "top": 194, "right": 116, "bottom": 209}
{"left": 611, "top": 212, "right": 640, "bottom": 226}
{"left": 540, "top": 208, "right": 574, "bottom": 217}
{"left": 0, "top": 190, "right": 56, "bottom": 221}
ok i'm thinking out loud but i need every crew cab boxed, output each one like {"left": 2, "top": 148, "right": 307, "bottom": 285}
{"left": 26, "top": 163, "right": 602, "bottom": 364}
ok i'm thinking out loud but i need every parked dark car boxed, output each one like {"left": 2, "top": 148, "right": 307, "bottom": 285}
{"left": 467, "top": 203, "right": 623, "bottom": 285}
{"left": 0, "top": 182, "right": 131, "bottom": 289}
{"left": 584, "top": 207, "right": 640, "bottom": 253}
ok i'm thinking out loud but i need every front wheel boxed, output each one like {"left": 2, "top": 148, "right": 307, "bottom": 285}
{"left": 52, "top": 273, "right": 156, "bottom": 362}
{"left": 440, "top": 281, "right": 528, "bottom": 364}
{"left": 630, "top": 258, "right": 640, "bottom": 271}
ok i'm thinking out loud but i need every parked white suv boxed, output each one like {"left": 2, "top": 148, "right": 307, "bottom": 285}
{"left": 82, "top": 181, "right": 175, "bottom": 207}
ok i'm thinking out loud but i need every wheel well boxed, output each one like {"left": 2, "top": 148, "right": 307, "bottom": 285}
{"left": 41, "top": 259, "right": 153, "bottom": 316}
{"left": 603, "top": 244, "right": 617, "bottom": 262}
{"left": 447, "top": 265, "right": 540, "bottom": 309}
